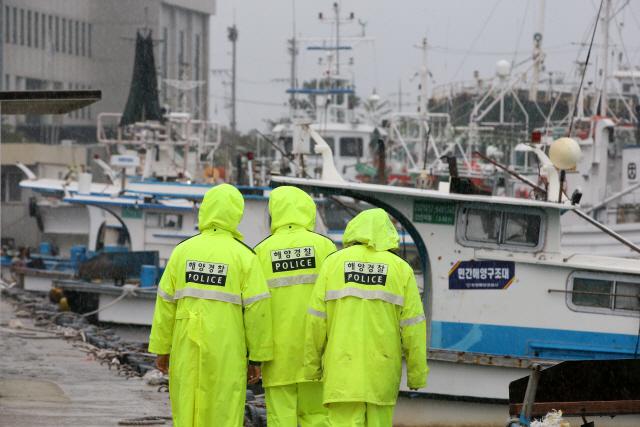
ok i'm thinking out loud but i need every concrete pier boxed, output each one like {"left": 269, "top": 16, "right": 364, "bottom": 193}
{"left": 0, "top": 298, "right": 172, "bottom": 427}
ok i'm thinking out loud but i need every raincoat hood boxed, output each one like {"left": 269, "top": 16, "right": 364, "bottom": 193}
{"left": 198, "top": 184, "right": 244, "bottom": 240}
{"left": 268, "top": 186, "right": 316, "bottom": 234}
{"left": 343, "top": 208, "right": 399, "bottom": 252}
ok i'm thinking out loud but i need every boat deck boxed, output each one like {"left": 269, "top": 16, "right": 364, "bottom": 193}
{"left": 0, "top": 297, "right": 172, "bottom": 426}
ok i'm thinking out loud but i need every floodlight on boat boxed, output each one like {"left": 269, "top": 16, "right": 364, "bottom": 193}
{"left": 549, "top": 137, "right": 581, "bottom": 170}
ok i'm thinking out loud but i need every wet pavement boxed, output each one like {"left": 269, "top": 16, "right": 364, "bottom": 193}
{"left": 0, "top": 297, "right": 172, "bottom": 427}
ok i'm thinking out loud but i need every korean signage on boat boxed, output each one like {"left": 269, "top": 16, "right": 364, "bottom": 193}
{"left": 449, "top": 260, "right": 515, "bottom": 290}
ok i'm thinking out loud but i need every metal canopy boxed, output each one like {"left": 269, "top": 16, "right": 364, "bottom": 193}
{"left": 0, "top": 90, "right": 102, "bottom": 115}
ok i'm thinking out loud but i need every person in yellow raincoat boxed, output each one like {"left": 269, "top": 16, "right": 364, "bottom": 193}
{"left": 304, "top": 208, "right": 428, "bottom": 427}
{"left": 149, "top": 184, "right": 273, "bottom": 427}
{"left": 254, "top": 186, "right": 337, "bottom": 427}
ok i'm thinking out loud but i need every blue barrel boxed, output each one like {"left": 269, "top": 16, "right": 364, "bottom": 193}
{"left": 141, "top": 265, "right": 158, "bottom": 288}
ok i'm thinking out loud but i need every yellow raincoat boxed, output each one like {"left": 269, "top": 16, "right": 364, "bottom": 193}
{"left": 254, "top": 186, "right": 336, "bottom": 427}
{"left": 304, "top": 208, "right": 428, "bottom": 413}
{"left": 149, "top": 184, "right": 273, "bottom": 427}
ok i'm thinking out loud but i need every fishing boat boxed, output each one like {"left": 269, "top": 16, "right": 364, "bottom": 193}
{"left": 269, "top": 121, "right": 640, "bottom": 426}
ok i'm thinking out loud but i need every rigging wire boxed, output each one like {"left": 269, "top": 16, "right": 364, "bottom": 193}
{"left": 511, "top": 0, "right": 531, "bottom": 71}
{"left": 569, "top": 0, "right": 605, "bottom": 135}
{"left": 613, "top": 16, "right": 640, "bottom": 123}
{"left": 450, "top": 0, "right": 502, "bottom": 81}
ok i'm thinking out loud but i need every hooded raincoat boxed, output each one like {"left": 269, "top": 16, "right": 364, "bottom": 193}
{"left": 255, "top": 186, "right": 337, "bottom": 387}
{"left": 304, "top": 208, "right": 428, "bottom": 406}
{"left": 149, "top": 184, "right": 273, "bottom": 427}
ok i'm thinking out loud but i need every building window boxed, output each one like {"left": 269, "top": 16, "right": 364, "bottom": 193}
{"left": 55, "top": 16, "right": 59, "bottom": 52}
{"left": 61, "top": 18, "right": 66, "bottom": 53}
{"left": 5, "top": 74, "right": 9, "bottom": 91}
{"left": 178, "top": 31, "right": 185, "bottom": 78}
{"left": 457, "top": 204, "right": 545, "bottom": 252}
{"left": 12, "top": 7, "right": 17, "bottom": 44}
{"left": 41, "top": 13, "right": 45, "bottom": 50}
{"left": 87, "top": 86, "right": 92, "bottom": 119}
{"left": 80, "top": 85, "right": 86, "bottom": 119}
{"left": 19, "top": 9, "right": 24, "bottom": 45}
{"left": 68, "top": 19, "right": 72, "bottom": 55}
{"left": 75, "top": 21, "right": 79, "bottom": 55}
{"left": 81, "top": 22, "right": 85, "bottom": 56}
{"left": 74, "top": 83, "right": 80, "bottom": 118}
{"left": 27, "top": 10, "right": 31, "bottom": 47}
{"left": 339, "top": 137, "right": 363, "bottom": 157}
{"left": 2, "top": 173, "right": 22, "bottom": 202}
{"left": 568, "top": 272, "right": 640, "bottom": 317}
{"left": 4, "top": 6, "right": 9, "bottom": 43}
{"left": 68, "top": 83, "right": 73, "bottom": 117}
{"left": 48, "top": 15, "right": 52, "bottom": 52}
{"left": 34, "top": 12, "right": 38, "bottom": 48}
{"left": 87, "top": 23, "right": 92, "bottom": 57}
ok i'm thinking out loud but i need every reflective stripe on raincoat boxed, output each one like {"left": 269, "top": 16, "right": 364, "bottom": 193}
{"left": 254, "top": 186, "right": 337, "bottom": 387}
{"left": 149, "top": 184, "right": 273, "bottom": 427}
{"left": 304, "top": 208, "right": 428, "bottom": 405}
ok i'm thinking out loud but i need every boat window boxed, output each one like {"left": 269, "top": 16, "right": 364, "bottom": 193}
{"left": 503, "top": 212, "right": 541, "bottom": 247}
{"left": 614, "top": 282, "right": 640, "bottom": 311}
{"left": 458, "top": 205, "right": 544, "bottom": 251}
{"left": 572, "top": 277, "right": 612, "bottom": 308}
{"left": 339, "top": 137, "right": 363, "bottom": 157}
{"left": 145, "top": 213, "right": 162, "bottom": 228}
{"left": 164, "top": 214, "right": 182, "bottom": 229}
{"left": 146, "top": 213, "right": 182, "bottom": 229}
{"left": 567, "top": 272, "right": 640, "bottom": 316}
{"left": 324, "top": 137, "right": 335, "bottom": 154}
{"left": 465, "top": 209, "right": 500, "bottom": 243}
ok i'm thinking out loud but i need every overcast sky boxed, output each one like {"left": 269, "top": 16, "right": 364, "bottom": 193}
{"left": 207, "top": 0, "right": 640, "bottom": 133}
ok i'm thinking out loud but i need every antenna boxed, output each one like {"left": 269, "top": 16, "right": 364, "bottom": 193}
{"left": 227, "top": 25, "right": 238, "bottom": 134}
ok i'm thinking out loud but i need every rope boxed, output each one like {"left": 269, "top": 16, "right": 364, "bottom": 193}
{"left": 568, "top": 0, "right": 604, "bottom": 135}
{"left": 80, "top": 285, "right": 140, "bottom": 317}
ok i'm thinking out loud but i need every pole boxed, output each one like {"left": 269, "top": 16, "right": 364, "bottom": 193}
{"left": 334, "top": 3, "right": 340, "bottom": 75}
{"left": 420, "top": 38, "right": 428, "bottom": 114}
{"left": 289, "top": 38, "right": 297, "bottom": 107}
{"left": 600, "top": 0, "right": 610, "bottom": 117}
{"left": 227, "top": 26, "right": 238, "bottom": 134}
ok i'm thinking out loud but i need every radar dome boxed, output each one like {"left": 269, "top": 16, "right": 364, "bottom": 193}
{"left": 496, "top": 60, "right": 511, "bottom": 77}
{"left": 549, "top": 137, "right": 581, "bottom": 170}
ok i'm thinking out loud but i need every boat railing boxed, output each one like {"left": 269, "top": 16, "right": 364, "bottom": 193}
{"left": 96, "top": 112, "right": 221, "bottom": 149}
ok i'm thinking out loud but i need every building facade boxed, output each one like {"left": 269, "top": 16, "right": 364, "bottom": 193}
{"left": 2, "top": 0, "right": 214, "bottom": 143}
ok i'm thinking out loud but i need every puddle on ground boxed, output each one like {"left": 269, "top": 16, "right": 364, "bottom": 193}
{"left": 0, "top": 379, "right": 71, "bottom": 406}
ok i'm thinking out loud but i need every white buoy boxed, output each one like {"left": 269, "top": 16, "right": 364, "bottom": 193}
{"left": 496, "top": 60, "right": 511, "bottom": 77}
{"left": 549, "top": 137, "right": 581, "bottom": 170}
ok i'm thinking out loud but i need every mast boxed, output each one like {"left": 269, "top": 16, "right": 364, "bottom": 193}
{"left": 600, "top": 0, "right": 610, "bottom": 117}
{"left": 530, "top": 0, "right": 546, "bottom": 102}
